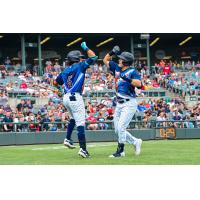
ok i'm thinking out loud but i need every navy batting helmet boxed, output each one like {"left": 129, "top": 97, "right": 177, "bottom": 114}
{"left": 117, "top": 52, "right": 134, "bottom": 66}
{"left": 66, "top": 50, "right": 84, "bottom": 62}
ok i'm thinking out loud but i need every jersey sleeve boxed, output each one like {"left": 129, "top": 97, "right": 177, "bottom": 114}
{"left": 108, "top": 61, "right": 118, "bottom": 74}
{"left": 130, "top": 69, "right": 141, "bottom": 80}
{"left": 55, "top": 73, "right": 64, "bottom": 85}
{"left": 80, "top": 56, "right": 98, "bottom": 71}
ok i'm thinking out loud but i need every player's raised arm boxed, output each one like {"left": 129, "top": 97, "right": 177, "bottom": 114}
{"left": 103, "top": 46, "right": 121, "bottom": 67}
{"left": 81, "top": 42, "right": 96, "bottom": 58}
{"left": 79, "top": 42, "right": 98, "bottom": 70}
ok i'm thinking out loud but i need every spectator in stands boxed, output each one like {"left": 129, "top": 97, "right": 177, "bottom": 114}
{"left": 35, "top": 113, "right": 42, "bottom": 132}
{"left": 184, "top": 115, "right": 194, "bottom": 128}
{"left": 0, "top": 107, "right": 5, "bottom": 122}
{"left": 0, "top": 92, "right": 8, "bottom": 107}
{"left": 147, "top": 111, "right": 157, "bottom": 128}
{"left": 41, "top": 113, "right": 51, "bottom": 131}
{"left": 106, "top": 112, "right": 114, "bottom": 121}
{"left": 0, "top": 69, "right": 6, "bottom": 79}
{"left": 26, "top": 112, "right": 35, "bottom": 122}
{"left": 45, "top": 61, "right": 52, "bottom": 73}
{"left": 25, "top": 100, "right": 33, "bottom": 112}
{"left": 0, "top": 106, "right": 5, "bottom": 131}
{"left": 17, "top": 114, "right": 28, "bottom": 132}
{"left": 156, "top": 111, "right": 167, "bottom": 127}
{"left": 97, "top": 112, "right": 108, "bottom": 130}
{"left": 4, "top": 57, "right": 11, "bottom": 68}
{"left": 86, "top": 112, "right": 98, "bottom": 130}
{"left": 137, "top": 102, "right": 147, "bottom": 112}
{"left": 173, "top": 110, "right": 182, "bottom": 128}
{"left": 163, "top": 63, "right": 171, "bottom": 75}
{"left": 33, "top": 64, "right": 38, "bottom": 76}
{"left": 196, "top": 113, "right": 200, "bottom": 128}
{"left": 20, "top": 80, "right": 28, "bottom": 89}
{"left": 16, "top": 100, "right": 26, "bottom": 113}
{"left": 53, "top": 62, "right": 61, "bottom": 73}
{"left": 6, "top": 82, "right": 13, "bottom": 91}
{"left": 164, "top": 104, "right": 171, "bottom": 113}
{"left": 101, "top": 94, "right": 112, "bottom": 107}
{"left": 143, "top": 110, "right": 152, "bottom": 128}
{"left": 83, "top": 84, "right": 93, "bottom": 97}
{"left": 12, "top": 81, "right": 19, "bottom": 91}
{"left": 3, "top": 111, "right": 13, "bottom": 132}
{"left": 27, "top": 116, "right": 36, "bottom": 132}
{"left": 159, "top": 60, "right": 165, "bottom": 68}
{"left": 49, "top": 116, "right": 58, "bottom": 131}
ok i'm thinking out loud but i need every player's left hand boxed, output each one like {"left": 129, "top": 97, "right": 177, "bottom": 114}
{"left": 81, "top": 42, "right": 89, "bottom": 51}
{"left": 112, "top": 46, "right": 120, "bottom": 55}
{"left": 109, "top": 46, "right": 120, "bottom": 56}
{"left": 57, "top": 91, "right": 63, "bottom": 97}
{"left": 120, "top": 74, "right": 132, "bottom": 83}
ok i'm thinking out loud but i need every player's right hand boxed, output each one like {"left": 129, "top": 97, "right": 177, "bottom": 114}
{"left": 81, "top": 42, "right": 89, "bottom": 51}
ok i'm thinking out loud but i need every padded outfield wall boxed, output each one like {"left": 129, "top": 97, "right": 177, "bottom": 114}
{"left": 0, "top": 128, "right": 200, "bottom": 146}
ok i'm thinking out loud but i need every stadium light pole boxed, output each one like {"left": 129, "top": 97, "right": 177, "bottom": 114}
{"left": 130, "top": 34, "right": 134, "bottom": 56}
{"left": 21, "top": 34, "right": 26, "bottom": 68}
{"left": 38, "top": 34, "right": 42, "bottom": 76}
{"left": 146, "top": 38, "right": 150, "bottom": 67}
{"left": 140, "top": 33, "right": 150, "bottom": 67}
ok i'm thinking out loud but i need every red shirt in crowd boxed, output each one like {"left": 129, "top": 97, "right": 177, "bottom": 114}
{"left": 86, "top": 115, "right": 97, "bottom": 123}
{"left": 159, "top": 60, "right": 165, "bottom": 67}
{"left": 20, "top": 82, "right": 28, "bottom": 89}
{"left": 89, "top": 107, "right": 96, "bottom": 113}
{"left": 46, "top": 65, "right": 52, "bottom": 72}
{"left": 107, "top": 108, "right": 113, "bottom": 114}
{"left": 152, "top": 80, "right": 160, "bottom": 88}
{"left": 163, "top": 65, "right": 171, "bottom": 74}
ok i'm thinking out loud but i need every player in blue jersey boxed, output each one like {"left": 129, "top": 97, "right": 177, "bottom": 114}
{"left": 103, "top": 46, "right": 143, "bottom": 157}
{"left": 54, "top": 42, "right": 98, "bottom": 158}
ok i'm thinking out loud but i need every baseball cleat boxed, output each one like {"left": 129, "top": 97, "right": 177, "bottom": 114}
{"left": 109, "top": 151, "right": 125, "bottom": 158}
{"left": 135, "top": 139, "right": 142, "bottom": 156}
{"left": 78, "top": 148, "right": 90, "bottom": 158}
{"left": 64, "top": 139, "right": 76, "bottom": 149}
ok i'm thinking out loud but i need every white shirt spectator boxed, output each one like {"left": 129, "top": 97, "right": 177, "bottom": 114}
{"left": 157, "top": 116, "right": 166, "bottom": 121}
{"left": 54, "top": 63, "right": 61, "bottom": 73}
{"left": 93, "top": 64, "right": 98, "bottom": 73}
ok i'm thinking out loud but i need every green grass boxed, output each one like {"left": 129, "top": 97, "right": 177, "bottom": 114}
{"left": 0, "top": 140, "right": 200, "bottom": 165}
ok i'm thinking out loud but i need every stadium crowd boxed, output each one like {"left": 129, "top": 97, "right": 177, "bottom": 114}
{"left": 150, "top": 60, "right": 200, "bottom": 98}
{"left": 0, "top": 58, "right": 200, "bottom": 132}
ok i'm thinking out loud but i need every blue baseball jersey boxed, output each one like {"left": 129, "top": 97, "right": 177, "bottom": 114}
{"left": 109, "top": 61, "right": 141, "bottom": 98}
{"left": 56, "top": 57, "right": 97, "bottom": 94}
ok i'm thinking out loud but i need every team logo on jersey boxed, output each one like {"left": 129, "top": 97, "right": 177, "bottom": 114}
{"left": 67, "top": 74, "right": 73, "bottom": 88}
{"left": 120, "top": 72, "right": 130, "bottom": 82}
{"left": 125, "top": 73, "right": 129, "bottom": 77}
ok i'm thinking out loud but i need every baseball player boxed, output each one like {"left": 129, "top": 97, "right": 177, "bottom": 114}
{"left": 54, "top": 42, "right": 98, "bottom": 158}
{"left": 103, "top": 46, "right": 143, "bottom": 157}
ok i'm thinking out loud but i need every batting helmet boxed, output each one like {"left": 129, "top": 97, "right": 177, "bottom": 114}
{"left": 66, "top": 50, "right": 85, "bottom": 62}
{"left": 117, "top": 52, "right": 134, "bottom": 66}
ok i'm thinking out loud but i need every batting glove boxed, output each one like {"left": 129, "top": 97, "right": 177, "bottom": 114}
{"left": 109, "top": 46, "right": 120, "bottom": 56}
{"left": 120, "top": 74, "right": 132, "bottom": 83}
{"left": 81, "top": 42, "right": 89, "bottom": 51}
